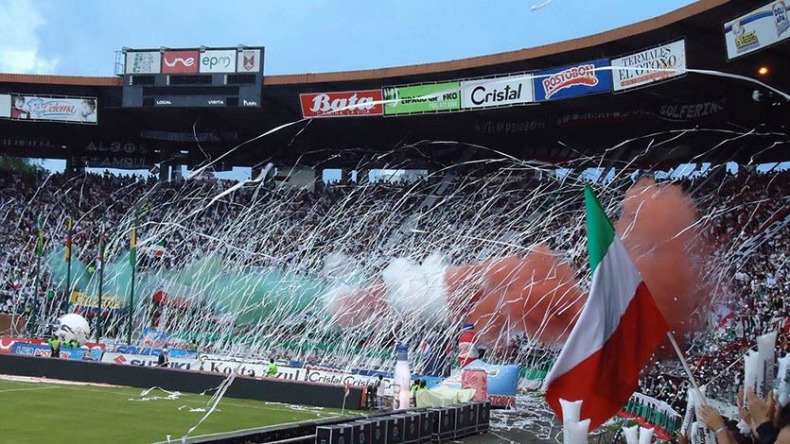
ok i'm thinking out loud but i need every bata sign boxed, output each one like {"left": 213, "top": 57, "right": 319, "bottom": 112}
{"left": 612, "top": 40, "right": 686, "bottom": 91}
{"left": 300, "top": 90, "right": 384, "bottom": 118}
{"left": 460, "top": 74, "right": 534, "bottom": 109}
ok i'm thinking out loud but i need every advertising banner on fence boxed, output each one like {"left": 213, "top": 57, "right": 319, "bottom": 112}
{"left": 2, "top": 95, "right": 97, "bottom": 124}
{"left": 102, "top": 352, "right": 199, "bottom": 370}
{"left": 301, "top": 90, "right": 384, "bottom": 118}
{"left": 199, "top": 50, "right": 236, "bottom": 73}
{"left": 534, "top": 59, "right": 612, "bottom": 101}
{"left": 383, "top": 82, "right": 460, "bottom": 116}
{"left": 612, "top": 40, "right": 686, "bottom": 91}
{"left": 112, "top": 345, "right": 197, "bottom": 359}
{"left": 0, "top": 95, "right": 10, "bottom": 118}
{"left": 724, "top": 1, "right": 789, "bottom": 59}
{"left": 11, "top": 343, "right": 103, "bottom": 361}
{"left": 460, "top": 74, "right": 534, "bottom": 109}
{"left": 125, "top": 51, "right": 161, "bottom": 74}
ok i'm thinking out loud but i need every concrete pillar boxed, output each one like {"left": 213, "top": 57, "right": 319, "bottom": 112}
{"left": 341, "top": 169, "right": 352, "bottom": 184}
{"left": 159, "top": 162, "right": 169, "bottom": 182}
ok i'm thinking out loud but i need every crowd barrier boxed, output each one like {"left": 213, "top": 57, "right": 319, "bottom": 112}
{"left": 177, "top": 402, "right": 490, "bottom": 444}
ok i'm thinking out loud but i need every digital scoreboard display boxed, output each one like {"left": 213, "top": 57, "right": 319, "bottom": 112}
{"left": 121, "top": 47, "right": 264, "bottom": 108}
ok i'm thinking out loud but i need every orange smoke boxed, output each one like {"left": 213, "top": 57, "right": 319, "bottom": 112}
{"left": 616, "top": 178, "right": 709, "bottom": 338}
{"left": 326, "top": 179, "right": 710, "bottom": 349}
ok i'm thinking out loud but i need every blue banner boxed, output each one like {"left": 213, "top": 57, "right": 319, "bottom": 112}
{"left": 534, "top": 59, "right": 612, "bottom": 101}
{"left": 11, "top": 343, "right": 103, "bottom": 361}
{"left": 114, "top": 345, "right": 197, "bottom": 358}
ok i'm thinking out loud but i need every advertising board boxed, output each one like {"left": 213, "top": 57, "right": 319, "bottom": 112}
{"left": 383, "top": 82, "right": 460, "bottom": 116}
{"left": 300, "top": 90, "right": 384, "bottom": 118}
{"left": 102, "top": 352, "right": 199, "bottom": 370}
{"left": 534, "top": 59, "right": 612, "bottom": 101}
{"left": 460, "top": 74, "right": 534, "bottom": 109}
{"left": 724, "top": 1, "right": 790, "bottom": 59}
{"left": 199, "top": 49, "right": 236, "bottom": 73}
{"left": 237, "top": 49, "right": 262, "bottom": 73}
{"left": 125, "top": 51, "right": 161, "bottom": 74}
{"left": 2, "top": 95, "right": 97, "bottom": 124}
{"left": 0, "top": 94, "right": 10, "bottom": 118}
{"left": 612, "top": 40, "right": 686, "bottom": 91}
{"left": 162, "top": 50, "right": 199, "bottom": 74}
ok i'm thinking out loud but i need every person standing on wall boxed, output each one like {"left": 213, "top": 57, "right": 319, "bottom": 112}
{"left": 157, "top": 348, "right": 170, "bottom": 368}
{"left": 267, "top": 358, "right": 278, "bottom": 377}
{"left": 48, "top": 335, "right": 61, "bottom": 358}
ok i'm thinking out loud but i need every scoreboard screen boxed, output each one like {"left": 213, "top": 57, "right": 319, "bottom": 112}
{"left": 121, "top": 46, "right": 264, "bottom": 108}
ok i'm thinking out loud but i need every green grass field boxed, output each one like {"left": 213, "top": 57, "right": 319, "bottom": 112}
{"left": 0, "top": 379, "right": 355, "bottom": 444}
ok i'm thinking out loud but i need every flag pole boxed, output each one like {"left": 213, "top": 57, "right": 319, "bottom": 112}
{"left": 127, "top": 214, "right": 137, "bottom": 345}
{"left": 96, "top": 212, "right": 106, "bottom": 343}
{"left": 65, "top": 216, "right": 72, "bottom": 304}
{"left": 666, "top": 331, "right": 707, "bottom": 406}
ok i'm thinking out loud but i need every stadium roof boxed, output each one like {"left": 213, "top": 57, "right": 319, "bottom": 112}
{"left": 0, "top": 0, "right": 788, "bottom": 172}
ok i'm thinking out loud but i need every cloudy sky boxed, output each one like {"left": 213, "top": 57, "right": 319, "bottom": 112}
{"left": 0, "top": 0, "right": 696, "bottom": 77}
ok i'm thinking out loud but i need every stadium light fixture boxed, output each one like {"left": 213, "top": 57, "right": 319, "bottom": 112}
{"left": 758, "top": 66, "right": 770, "bottom": 76}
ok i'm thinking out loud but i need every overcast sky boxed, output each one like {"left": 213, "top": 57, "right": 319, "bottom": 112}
{"left": 0, "top": 0, "right": 696, "bottom": 77}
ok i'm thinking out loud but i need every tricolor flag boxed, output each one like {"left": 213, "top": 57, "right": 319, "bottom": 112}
{"left": 65, "top": 217, "right": 73, "bottom": 262}
{"left": 543, "top": 185, "right": 669, "bottom": 431}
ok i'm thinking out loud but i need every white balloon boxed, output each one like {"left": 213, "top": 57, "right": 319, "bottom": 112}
{"left": 55, "top": 314, "right": 91, "bottom": 345}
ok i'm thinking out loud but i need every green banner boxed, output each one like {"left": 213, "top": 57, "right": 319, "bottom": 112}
{"left": 383, "top": 82, "right": 460, "bottom": 115}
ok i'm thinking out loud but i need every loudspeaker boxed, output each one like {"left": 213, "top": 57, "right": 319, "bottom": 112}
{"left": 455, "top": 404, "right": 472, "bottom": 438}
{"left": 430, "top": 407, "right": 456, "bottom": 442}
{"left": 351, "top": 420, "right": 372, "bottom": 444}
{"left": 385, "top": 415, "right": 406, "bottom": 444}
{"left": 369, "top": 418, "right": 387, "bottom": 444}
{"left": 402, "top": 412, "right": 420, "bottom": 444}
{"left": 416, "top": 410, "right": 432, "bottom": 444}
{"left": 316, "top": 424, "right": 353, "bottom": 444}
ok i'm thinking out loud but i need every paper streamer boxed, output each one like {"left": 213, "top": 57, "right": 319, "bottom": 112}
{"left": 639, "top": 427, "right": 654, "bottom": 444}
{"left": 777, "top": 354, "right": 790, "bottom": 407}
{"left": 680, "top": 385, "right": 695, "bottom": 436}
{"left": 757, "top": 331, "right": 777, "bottom": 398}
{"left": 691, "top": 421, "right": 716, "bottom": 444}
{"left": 623, "top": 425, "right": 639, "bottom": 444}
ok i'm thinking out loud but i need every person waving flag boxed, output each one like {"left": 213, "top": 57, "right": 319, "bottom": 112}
{"left": 543, "top": 185, "right": 669, "bottom": 431}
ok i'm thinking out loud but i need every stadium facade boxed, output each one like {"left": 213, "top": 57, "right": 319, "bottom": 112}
{"left": 0, "top": 0, "right": 788, "bottom": 178}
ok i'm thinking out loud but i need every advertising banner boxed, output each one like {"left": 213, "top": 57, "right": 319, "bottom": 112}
{"left": 199, "top": 49, "right": 236, "bottom": 73}
{"left": 113, "top": 345, "right": 197, "bottom": 359}
{"left": 724, "top": 1, "right": 790, "bottom": 59}
{"left": 383, "top": 82, "right": 460, "bottom": 116}
{"left": 460, "top": 74, "right": 534, "bottom": 109}
{"left": 3, "top": 95, "right": 97, "bottom": 124}
{"left": 0, "top": 94, "right": 10, "bottom": 118}
{"left": 534, "top": 59, "right": 612, "bottom": 101}
{"left": 69, "top": 291, "right": 124, "bottom": 311}
{"left": 237, "top": 49, "right": 262, "bottom": 73}
{"left": 11, "top": 343, "right": 103, "bottom": 361}
{"left": 125, "top": 51, "right": 161, "bottom": 74}
{"left": 102, "top": 352, "right": 199, "bottom": 370}
{"left": 300, "top": 90, "right": 384, "bottom": 118}
{"left": 162, "top": 50, "right": 199, "bottom": 74}
{"left": 612, "top": 40, "right": 686, "bottom": 91}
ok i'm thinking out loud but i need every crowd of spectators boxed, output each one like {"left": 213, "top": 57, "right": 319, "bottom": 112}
{"left": 1, "top": 162, "right": 789, "bottom": 434}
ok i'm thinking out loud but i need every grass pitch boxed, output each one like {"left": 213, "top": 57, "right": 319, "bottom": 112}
{"left": 0, "top": 379, "right": 354, "bottom": 444}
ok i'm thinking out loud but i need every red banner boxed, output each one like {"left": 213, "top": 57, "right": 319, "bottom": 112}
{"left": 162, "top": 51, "right": 199, "bottom": 74}
{"left": 300, "top": 90, "right": 383, "bottom": 118}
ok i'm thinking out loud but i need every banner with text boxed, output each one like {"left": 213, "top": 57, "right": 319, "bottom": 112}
{"left": 199, "top": 49, "right": 236, "bottom": 73}
{"left": 612, "top": 40, "right": 686, "bottom": 91}
{"left": 300, "top": 90, "right": 384, "bottom": 118}
{"left": 724, "top": 1, "right": 790, "bottom": 59}
{"left": 460, "top": 74, "right": 534, "bottom": 110}
{"left": 534, "top": 59, "right": 612, "bottom": 102}
{"left": 383, "top": 82, "right": 460, "bottom": 116}
{"left": 2, "top": 95, "right": 97, "bottom": 124}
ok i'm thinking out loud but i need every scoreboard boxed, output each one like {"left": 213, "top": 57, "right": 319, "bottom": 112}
{"left": 121, "top": 46, "right": 264, "bottom": 108}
